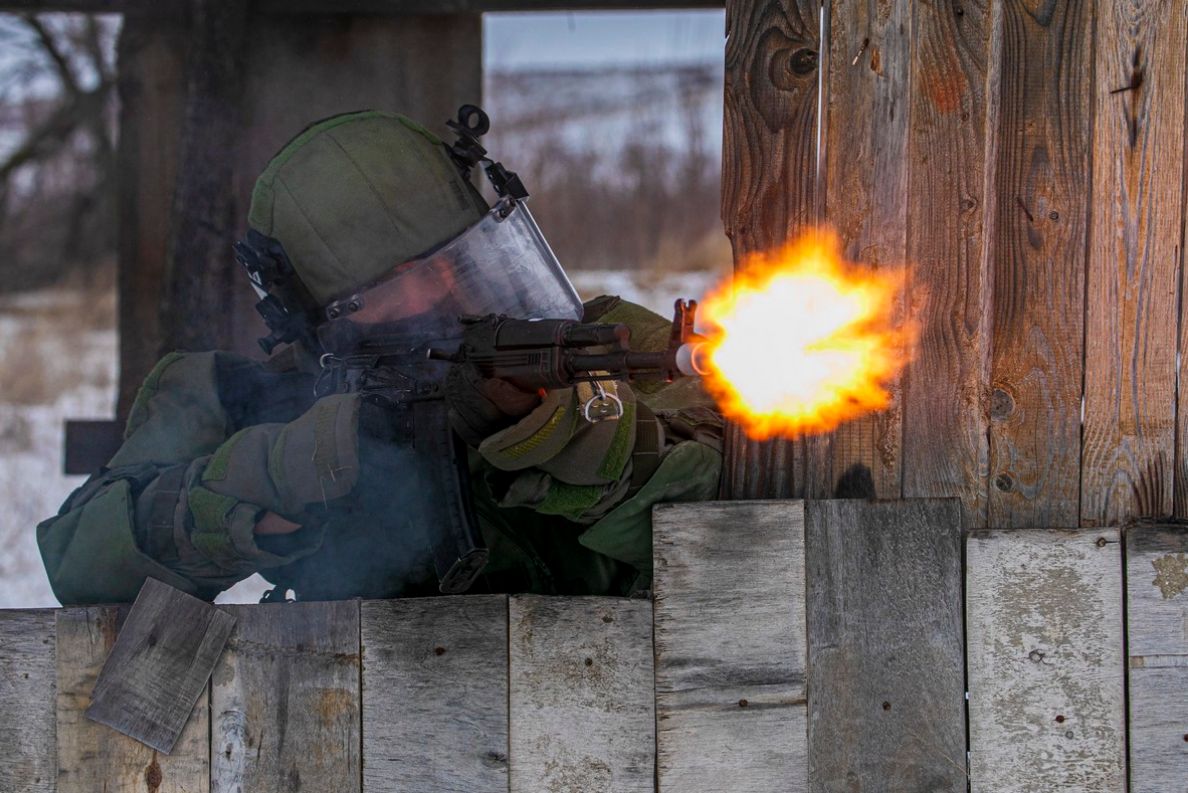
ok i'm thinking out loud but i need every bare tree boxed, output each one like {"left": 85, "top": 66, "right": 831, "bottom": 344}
{"left": 0, "top": 13, "right": 119, "bottom": 291}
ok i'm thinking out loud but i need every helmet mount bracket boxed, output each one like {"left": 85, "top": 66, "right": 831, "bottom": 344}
{"left": 446, "top": 104, "right": 529, "bottom": 200}
{"left": 234, "top": 230, "right": 322, "bottom": 355}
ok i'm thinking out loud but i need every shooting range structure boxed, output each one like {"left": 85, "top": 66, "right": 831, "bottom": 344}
{"left": 1, "top": 0, "right": 1187, "bottom": 788}
{"left": 0, "top": 502, "right": 1185, "bottom": 792}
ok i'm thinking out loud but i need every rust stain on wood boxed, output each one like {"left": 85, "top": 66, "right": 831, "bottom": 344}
{"left": 316, "top": 688, "right": 354, "bottom": 724}
{"left": 143, "top": 752, "right": 162, "bottom": 793}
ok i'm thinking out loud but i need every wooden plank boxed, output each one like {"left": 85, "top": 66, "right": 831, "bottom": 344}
{"left": 0, "top": 610, "right": 56, "bottom": 793}
{"left": 361, "top": 596, "right": 509, "bottom": 793}
{"left": 56, "top": 606, "right": 209, "bottom": 793}
{"left": 211, "top": 601, "right": 360, "bottom": 793}
{"left": 814, "top": 0, "right": 912, "bottom": 500}
{"left": 653, "top": 501, "right": 807, "bottom": 792}
{"left": 900, "top": 0, "right": 993, "bottom": 526}
{"left": 161, "top": 0, "right": 249, "bottom": 357}
{"left": 966, "top": 530, "right": 1126, "bottom": 793}
{"left": 719, "top": 0, "right": 820, "bottom": 499}
{"left": 508, "top": 595, "right": 654, "bottom": 793}
{"left": 1083, "top": 0, "right": 1186, "bottom": 525}
{"left": 985, "top": 0, "right": 1093, "bottom": 527}
{"left": 86, "top": 578, "right": 235, "bottom": 753}
{"left": 1125, "top": 525, "right": 1188, "bottom": 793}
{"left": 115, "top": 14, "right": 188, "bottom": 418}
{"left": 805, "top": 499, "right": 966, "bottom": 792}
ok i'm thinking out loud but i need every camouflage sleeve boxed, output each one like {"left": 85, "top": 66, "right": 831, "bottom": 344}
{"left": 470, "top": 297, "right": 724, "bottom": 582}
{"left": 36, "top": 352, "right": 361, "bottom": 603}
{"left": 474, "top": 379, "right": 642, "bottom": 522}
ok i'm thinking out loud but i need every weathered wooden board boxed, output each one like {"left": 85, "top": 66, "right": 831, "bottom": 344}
{"left": 87, "top": 577, "right": 235, "bottom": 753}
{"left": 900, "top": 0, "right": 993, "bottom": 527}
{"left": 0, "top": 610, "right": 56, "bottom": 793}
{"left": 1082, "top": 0, "right": 1186, "bottom": 526}
{"left": 56, "top": 606, "right": 209, "bottom": 793}
{"left": 986, "top": 0, "right": 1093, "bottom": 527}
{"left": 966, "top": 530, "right": 1126, "bottom": 792}
{"left": 653, "top": 501, "right": 807, "bottom": 792}
{"left": 719, "top": 0, "right": 820, "bottom": 499}
{"left": 361, "top": 596, "right": 509, "bottom": 793}
{"left": 115, "top": 14, "right": 188, "bottom": 416}
{"left": 508, "top": 595, "right": 654, "bottom": 793}
{"left": 806, "top": 499, "right": 966, "bottom": 792}
{"left": 211, "top": 601, "right": 360, "bottom": 793}
{"left": 161, "top": 0, "right": 248, "bottom": 357}
{"left": 814, "top": 0, "right": 912, "bottom": 501}
{"left": 1125, "top": 525, "right": 1188, "bottom": 792}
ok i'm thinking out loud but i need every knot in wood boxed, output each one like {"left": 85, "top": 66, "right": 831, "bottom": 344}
{"left": 994, "top": 473, "right": 1014, "bottom": 492}
{"left": 789, "top": 48, "right": 818, "bottom": 76}
{"left": 990, "top": 387, "right": 1015, "bottom": 420}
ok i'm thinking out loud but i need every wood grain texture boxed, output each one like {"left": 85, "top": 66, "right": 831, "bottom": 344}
{"left": 508, "top": 595, "right": 654, "bottom": 793}
{"left": 56, "top": 606, "right": 209, "bottom": 793}
{"left": 985, "top": 0, "right": 1093, "bottom": 527}
{"left": 814, "top": 0, "right": 913, "bottom": 501}
{"left": 361, "top": 596, "right": 509, "bottom": 793}
{"left": 1080, "top": 0, "right": 1187, "bottom": 525}
{"left": 161, "top": 0, "right": 248, "bottom": 357}
{"left": 966, "top": 530, "right": 1126, "bottom": 793}
{"left": 87, "top": 578, "right": 235, "bottom": 753}
{"left": 719, "top": 0, "right": 820, "bottom": 499}
{"left": 806, "top": 499, "right": 967, "bottom": 792}
{"left": 901, "top": 0, "right": 993, "bottom": 526}
{"left": 0, "top": 610, "right": 56, "bottom": 793}
{"left": 1125, "top": 525, "right": 1188, "bottom": 792}
{"left": 211, "top": 601, "right": 360, "bottom": 793}
{"left": 114, "top": 15, "right": 187, "bottom": 417}
{"left": 653, "top": 501, "right": 807, "bottom": 792}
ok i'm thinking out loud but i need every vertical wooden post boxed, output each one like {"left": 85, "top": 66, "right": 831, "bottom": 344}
{"left": 966, "top": 530, "right": 1126, "bottom": 792}
{"left": 1125, "top": 525, "right": 1188, "bottom": 791}
{"left": 115, "top": 14, "right": 188, "bottom": 418}
{"left": 806, "top": 499, "right": 966, "bottom": 792}
{"left": 1082, "top": 0, "right": 1187, "bottom": 526}
{"left": 815, "top": 0, "right": 912, "bottom": 501}
{"left": 719, "top": 0, "right": 821, "bottom": 499}
{"left": 161, "top": 0, "right": 249, "bottom": 357}
{"left": 0, "top": 610, "right": 56, "bottom": 793}
{"left": 901, "top": 0, "right": 994, "bottom": 527}
{"left": 985, "top": 0, "right": 1093, "bottom": 528}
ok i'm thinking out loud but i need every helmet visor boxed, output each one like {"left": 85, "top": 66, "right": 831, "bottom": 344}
{"left": 322, "top": 197, "right": 582, "bottom": 343}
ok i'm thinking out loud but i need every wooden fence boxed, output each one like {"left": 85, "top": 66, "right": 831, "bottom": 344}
{"left": 1, "top": 500, "right": 1184, "bottom": 792}
{"left": 722, "top": 0, "right": 1188, "bottom": 528}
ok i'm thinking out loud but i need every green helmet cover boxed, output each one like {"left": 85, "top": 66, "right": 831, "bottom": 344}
{"left": 248, "top": 110, "right": 489, "bottom": 306}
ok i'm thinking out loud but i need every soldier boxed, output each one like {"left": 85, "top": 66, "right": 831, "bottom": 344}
{"left": 37, "top": 109, "right": 722, "bottom": 604}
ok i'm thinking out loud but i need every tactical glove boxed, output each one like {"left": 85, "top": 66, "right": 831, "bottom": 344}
{"left": 445, "top": 360, "right": 541, "bottom": 447}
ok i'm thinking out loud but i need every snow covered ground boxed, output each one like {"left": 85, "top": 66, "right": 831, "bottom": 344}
{"left": 0, "top": 267, "right": 729, "bottom": 608}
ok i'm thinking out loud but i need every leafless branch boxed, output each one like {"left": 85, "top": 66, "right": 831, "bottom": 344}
{"left": 20, "top": 15, "right": 81, "bottom": 98}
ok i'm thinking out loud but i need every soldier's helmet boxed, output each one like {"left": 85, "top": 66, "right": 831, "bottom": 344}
{"left": 236, "top": 107, "right": 581, "bottom": 356}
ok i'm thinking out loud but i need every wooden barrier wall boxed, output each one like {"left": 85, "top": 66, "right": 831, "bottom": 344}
{"left": 721, "top": 0, "right": 1188, "bottom": 532}
{"left": 1, "top": 500, "right": 1184, "bottom": 792}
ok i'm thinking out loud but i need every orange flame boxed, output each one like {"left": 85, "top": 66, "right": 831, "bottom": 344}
{"left": 698, "top": 229, "right": 916, "bottom": 440}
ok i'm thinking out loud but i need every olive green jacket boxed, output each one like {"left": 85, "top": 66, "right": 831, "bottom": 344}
{"left": 37, "top": 298, "right": 722, "bottom": 604}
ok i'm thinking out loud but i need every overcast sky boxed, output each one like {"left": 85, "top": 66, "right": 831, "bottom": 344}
{"left": 485, "top": 10, "right": 725, "bottom": 70}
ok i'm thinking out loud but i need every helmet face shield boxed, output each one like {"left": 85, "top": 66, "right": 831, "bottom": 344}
{"left": 320, "top": 197, "right": 582, "bottom": 349}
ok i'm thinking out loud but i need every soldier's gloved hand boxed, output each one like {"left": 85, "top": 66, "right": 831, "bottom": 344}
{"left": 445, "top": 361, "right": 541, "bottom": 447}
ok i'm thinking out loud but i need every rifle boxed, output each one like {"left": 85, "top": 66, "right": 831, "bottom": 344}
{"left": 315, "top": 299, "right": 708, "bottom": 594}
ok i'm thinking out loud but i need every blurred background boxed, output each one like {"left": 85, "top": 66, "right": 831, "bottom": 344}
{"left": 0, "top": 9, "right": 728, "bottom": 607}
